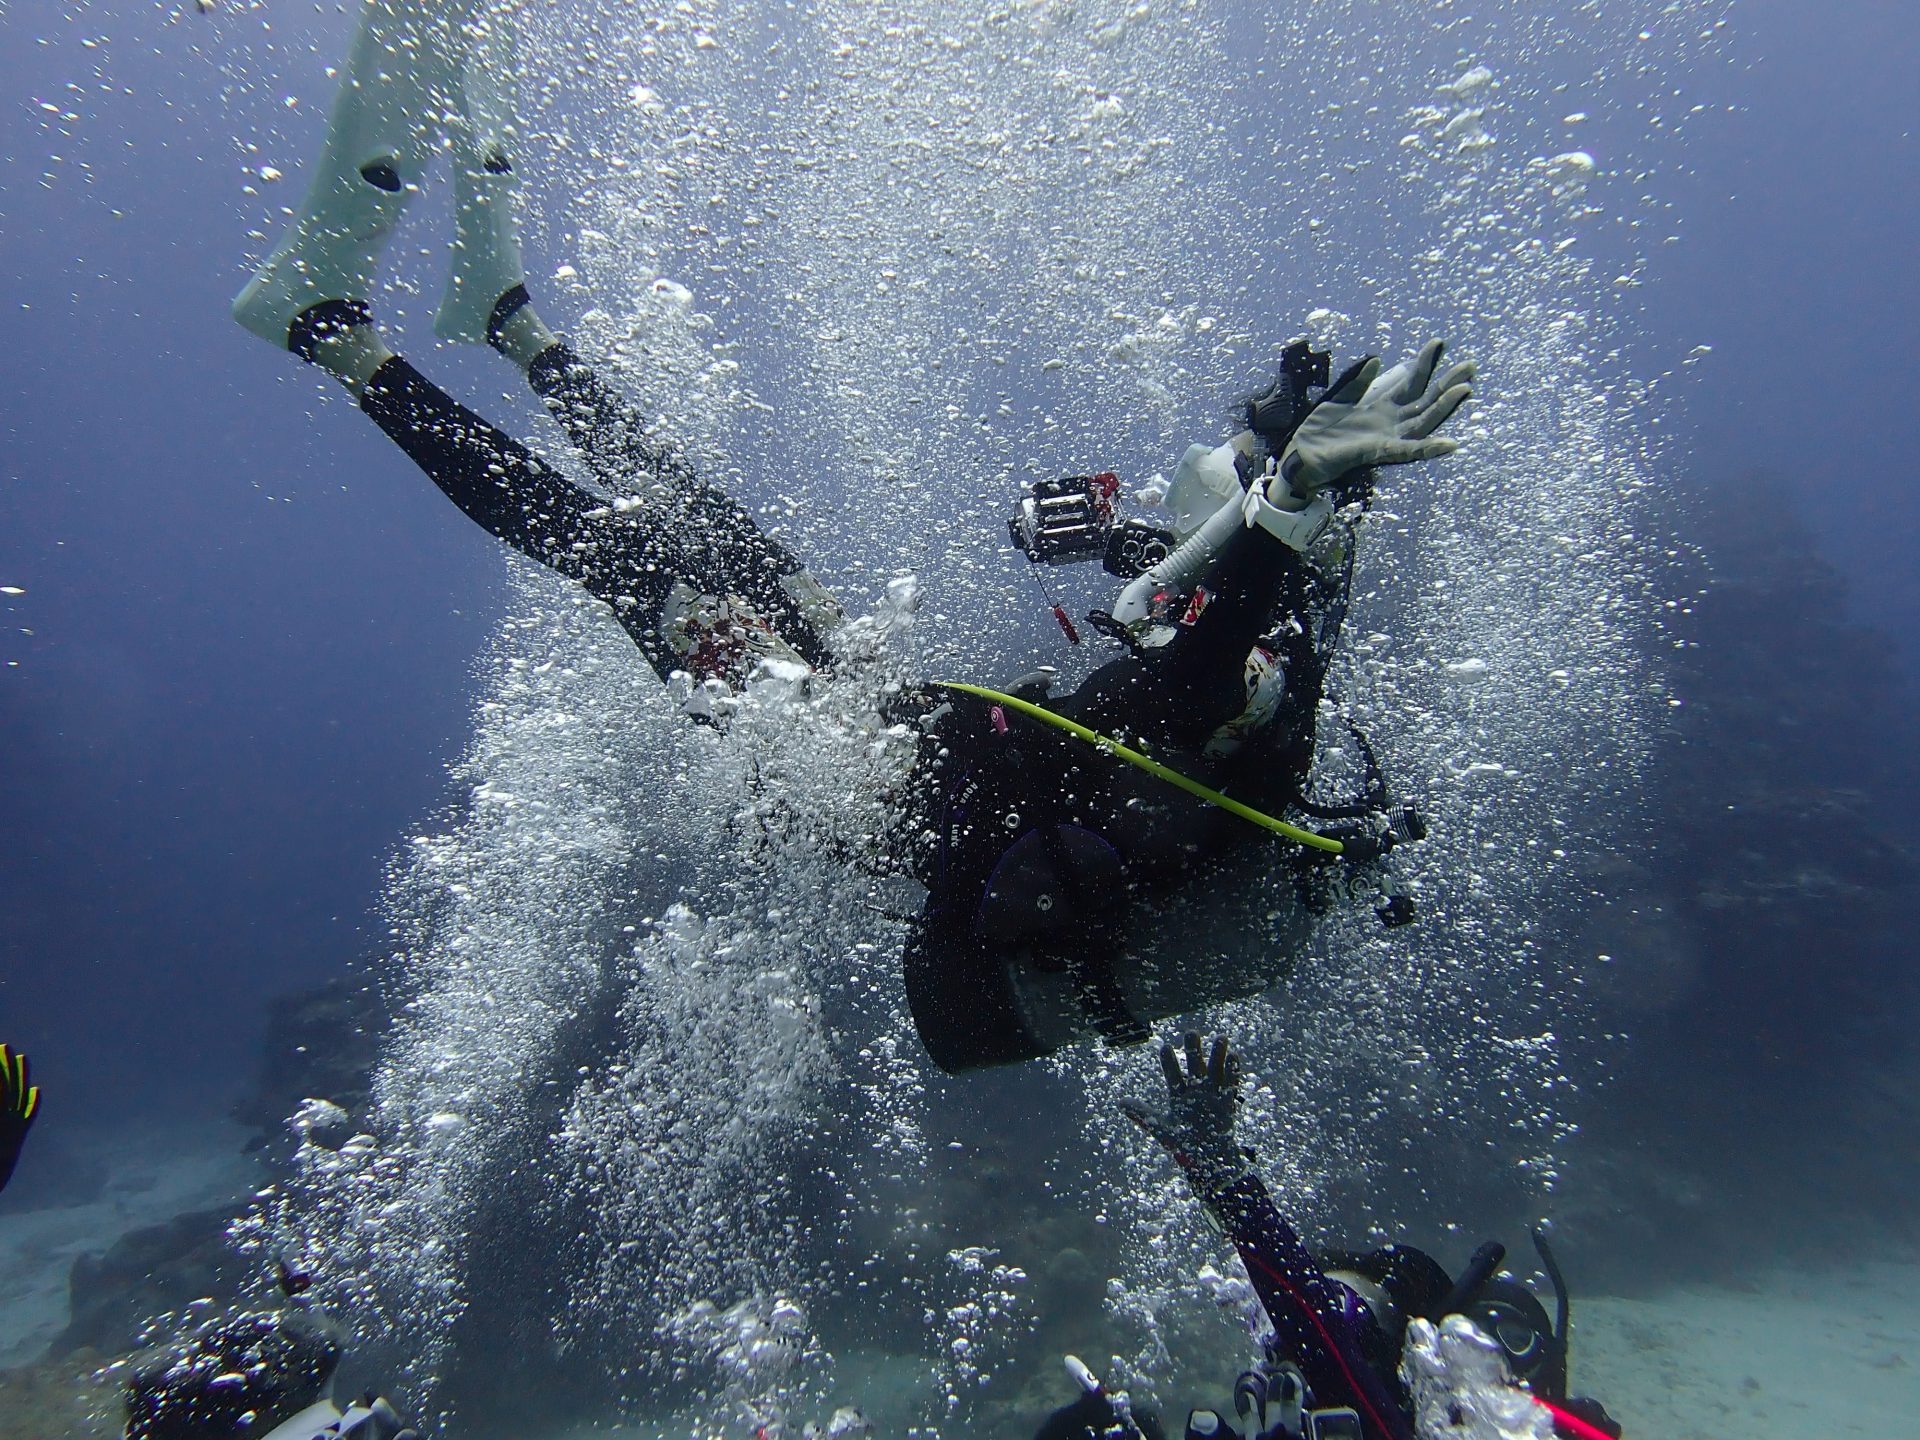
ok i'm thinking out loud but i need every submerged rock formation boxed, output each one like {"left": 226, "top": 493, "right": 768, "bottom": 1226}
{"left": 50, "top": 1209, "right": 251, "bottom": 1360}
{"left": 232, "top": 976, "right": 388, "bottom": 1150}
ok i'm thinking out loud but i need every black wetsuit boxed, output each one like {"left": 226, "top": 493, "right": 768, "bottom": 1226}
{"left": 1212, "top": 1172, "right": 1420, "bottom": 1440}
{"left": 340, "top": 332, "right": 1344, "bottom": 1073}
{"left": 1145, "top": 1164, "right": 1614, "bottom": 1440}
{"left": 1027, "top": 1168, "right": 1436, "bottom": 1440}
{"left": 1031, "top": 1177, "right": 1619, "bottom": 1440}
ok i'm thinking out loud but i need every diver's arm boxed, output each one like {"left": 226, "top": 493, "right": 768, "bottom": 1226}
{"left": 1122, "top": 1037, "right": 1347, "bottom": 1343}
{"left": 0, "top": 1044, "right": 40, "bottom": 1196}
{"left": 1210, "top": 1178, "right": 1413, "bottom": 1440}
{"left": 1125, "top": 1036, "right": 1413, "bottom": 1440}
{"left": 1056, "top": 525, "right": 1303, "bottom": 746}
{"left": 518, "top": 331, "right": 845, "bottom": 667}
{"left": 1111, "top": 340, "right": 1472, "bottom": 634}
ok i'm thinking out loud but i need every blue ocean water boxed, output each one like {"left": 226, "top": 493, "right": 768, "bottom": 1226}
{"left": 1, "top": 2, "right": 1914, "bottom": 1437}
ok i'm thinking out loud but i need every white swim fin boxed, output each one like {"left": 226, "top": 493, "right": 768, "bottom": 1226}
{"left": 232, "top": 0, "right": 487, "bottom": 348}
{"left": 434, "top": 9, "right": 526, "bottom": 345}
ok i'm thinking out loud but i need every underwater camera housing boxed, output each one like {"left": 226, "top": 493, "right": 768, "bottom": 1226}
{"left": 1009, "top": 472, "right": 1120, "bottom": 564}
{"left": 1007, "top": 471, "right": 1179, "bottom": 579}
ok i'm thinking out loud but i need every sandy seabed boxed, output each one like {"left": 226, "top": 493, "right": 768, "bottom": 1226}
{"left": 0, "top": 1119, "right": 264, "bottom": 1370}
{"left": 1577, "top": 1262, "right": 1918, "bottom": 1440}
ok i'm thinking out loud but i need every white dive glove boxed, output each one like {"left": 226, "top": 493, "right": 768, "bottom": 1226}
{"left": 1274, "top": 339, "right": 1474, "bottom": 499}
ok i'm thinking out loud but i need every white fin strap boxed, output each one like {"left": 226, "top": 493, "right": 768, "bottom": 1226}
{"left": 1242, "top": 486, "right": 1333, "bottom": 552}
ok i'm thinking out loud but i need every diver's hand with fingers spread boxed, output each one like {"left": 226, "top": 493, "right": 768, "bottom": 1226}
{"left": 1276, "top": 339, "right": 1474, "bottom": 499}
{"left": 1122, "top": 1032, "right": 1250, "bottom": 1200}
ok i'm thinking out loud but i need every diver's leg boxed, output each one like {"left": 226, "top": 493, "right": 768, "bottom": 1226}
{"left": 417, "top": 62, "right": 845, "bottom": 667}
{"left": 498, "top": 302, "right": 714, "bottom": 501}
{"left": 522, "top": 333, "right": 842, "bottom": 667}
{"left": 295, "top": 303, "right": 684, "bottom": 679}
{"left": 406, "top": 56, "right": 683, "bottom": 499}
{"left": 361, "top": 351, "right": 687, "bottom": 679}
{"left": 233, "top": 0, "right": 490, "bottom": 347}
{"left": 473, "top": 285, "right": 845, "bottom": 668}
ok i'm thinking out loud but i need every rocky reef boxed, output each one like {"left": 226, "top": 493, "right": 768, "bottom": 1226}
{"left": 49, "top": 1209, "right": 253, "bottom": 1360}
{"left": 231, "top": 977, "right": 388, "bottom": 1150}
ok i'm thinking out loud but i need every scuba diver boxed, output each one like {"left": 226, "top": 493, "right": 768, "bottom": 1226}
{"left": 234, "top": 0, "right": 1473, "bottom": 1074}
{"left": 0, "top": 1042, "right": 40, "bottom": 1197}
{"left": 122, "top": 1281, "right": 424, "bottom": 1440}
{"left": 1029, "top": 1034, "right": 1621, "bottom": 1440}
